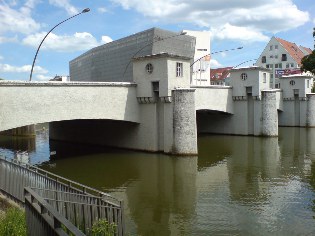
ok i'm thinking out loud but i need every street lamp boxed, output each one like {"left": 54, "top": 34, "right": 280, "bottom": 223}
{"left": 233, "top": 58, "right": 257, "bottom": 68}
{"left": 190, "top": 46, "right": 243, "bottom": 68}
{"left": 29, "top": 8, "right": 90, "bottom": 81}
{"left": 122, "top": 31, "right": 187, "bottom": 78}
{"left": 190, "top": 46, "right": 243, "bottom": 85}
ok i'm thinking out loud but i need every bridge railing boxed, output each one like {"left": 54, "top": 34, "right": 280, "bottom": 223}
{"left": 0, "top": 156, "right": 125, "bottom": 235}
{"left": 25, "top": 187, "right": 85, "bottom": 236}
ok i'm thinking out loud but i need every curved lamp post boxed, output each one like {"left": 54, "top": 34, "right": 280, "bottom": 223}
{"left": 29, "top": 8, "right": 90, "bottom": 81}
{"left": 190, "top": 46, "right": 243, "bottom": 68}
{"left": 233, "top": 58, "right": 257, "bottom": 68}
{"left": 122, "top": 31, "right": 187, "bottom": 78}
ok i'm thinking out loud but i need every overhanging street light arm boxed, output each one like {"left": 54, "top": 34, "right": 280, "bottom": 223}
{"left": 29, "top": 8, "right": 90, "bottom": 81}
{"left": 233, "top": 58, "right": 257, "bottom": 68}
{"left": 122, "top": 32, "right": 187, "bottom": 78}
{"left": 190, "top": 46, "right": 243, "bottom": 68}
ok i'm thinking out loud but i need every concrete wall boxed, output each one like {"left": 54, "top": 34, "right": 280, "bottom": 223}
{"left": 0, "top": 81, "right": 139, "bottom": 132}
{"left": 193, "top": 86, "right": 233, "bottom": 113}
{"left": 133, "top": 54, "right": 191, "bottom": 98}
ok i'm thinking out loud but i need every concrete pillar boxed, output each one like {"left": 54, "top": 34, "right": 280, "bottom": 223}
{"left": 1, "top": 125, "right": 36, "bottom": 136}
{"left": 261, "top": 90, "right": 278, "bottom": 136}
{"left": 172, "top": 88, "right": 198, "bottom": 155}
{"left": 306, "top": 94, "right": 315, "bottom": 127}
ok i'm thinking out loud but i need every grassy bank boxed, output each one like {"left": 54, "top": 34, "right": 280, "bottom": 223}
{"left": 0, "top": 194, "right": 27, "bottom": 236}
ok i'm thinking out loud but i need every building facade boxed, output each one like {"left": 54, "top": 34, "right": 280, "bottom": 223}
{"left": 255, "top": 37, "right": 312, "bottom": 88}
{"left": 70, "top": 28, "right": 197, "bottom": 82}
{"left": 184, "top": 30, "right": 211, "bottom": 86}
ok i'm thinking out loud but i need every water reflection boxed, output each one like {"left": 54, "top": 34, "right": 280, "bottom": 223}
{"left": 0, "top": 128, "right": 314, "bottom": 235}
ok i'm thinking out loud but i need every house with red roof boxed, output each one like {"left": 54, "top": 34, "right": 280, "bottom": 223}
{"left": 210, "top": 67, "right": 233, "bottom": 85}
{"left": 255, "top": 36, "right": 312, "bottom": 88}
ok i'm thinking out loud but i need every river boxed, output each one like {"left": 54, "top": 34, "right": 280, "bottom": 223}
{"left": 0, "top": 127, "right": 314, "bottom": 235}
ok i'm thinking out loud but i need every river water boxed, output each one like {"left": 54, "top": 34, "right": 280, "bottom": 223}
{"left": 0, "top": 127, "right": 314, "bottom": 235}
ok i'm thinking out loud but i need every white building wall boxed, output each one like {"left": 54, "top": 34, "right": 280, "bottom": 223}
{"left": 256, "top": 36, "right": 300, "bottom": 87}
{"left": 184, "top": 30, "right": 211, "bottom": 86}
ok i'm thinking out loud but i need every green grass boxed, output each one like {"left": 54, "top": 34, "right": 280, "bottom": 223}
{"left": 0, "top": 207, "right": 27, "bottom": 236}
{"left": 90, "top": 219, "right": 117, "bottom": 236}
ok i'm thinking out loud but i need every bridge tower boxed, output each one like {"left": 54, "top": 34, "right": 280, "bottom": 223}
{"left": 230, "top": 67, "right": 278, "bottom": 136}
{"left": 133, "top": 53, "right": 198, "bottom": 155}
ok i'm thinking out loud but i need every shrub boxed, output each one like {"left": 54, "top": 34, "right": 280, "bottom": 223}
{"left": 90, "top": 219, "right": 117, "bottom": 236}
{"left": 0, "top": 207, "right": 27, "bottom": 236}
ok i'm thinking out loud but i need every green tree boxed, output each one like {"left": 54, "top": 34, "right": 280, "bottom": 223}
{"left": 301, "top": 50, "right": 315, "bottom": 75}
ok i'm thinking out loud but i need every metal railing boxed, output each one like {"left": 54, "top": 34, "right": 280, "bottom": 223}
{"left": 0, "top": 156, "right": 125, "bottom": 235}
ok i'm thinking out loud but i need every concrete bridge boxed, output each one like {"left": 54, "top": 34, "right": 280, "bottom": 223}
{"left": 0, "top": 53, "right": 314, "bottom": 155}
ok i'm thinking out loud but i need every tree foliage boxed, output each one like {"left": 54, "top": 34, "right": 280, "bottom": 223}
{"left": 301, "top": 50, "right": 315, "bottom": 75}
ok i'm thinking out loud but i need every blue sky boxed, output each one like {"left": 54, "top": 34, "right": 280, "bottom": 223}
{"left": 0, "top": 0, "right": 314, "bottom": 81}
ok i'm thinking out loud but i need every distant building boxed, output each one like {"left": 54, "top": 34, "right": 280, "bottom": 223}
{"left": 184, "top": 30, "right": 211, "bottom": 86}
{"left": 70, "top": 28, "right": 196, "bottom": 83}
{"left": 256, "top": 36, "right": 312, "bottom": 88}
{"left": 210, "top": 67, "right": 233, "bottom": 86}
{"left": 49, "top": 75, "right": 70, "bottom": 82}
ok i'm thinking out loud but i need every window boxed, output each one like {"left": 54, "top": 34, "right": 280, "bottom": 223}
{"left": 275, "top": 64, "right": 279, "bottom": 68}
{"left": 278, "top": 63, "right": 282, "bottom": 68}
{"left": 286, "top": 63, "right": 290, "bottom": 68}
{"left": 270, "top": 55, "right": 274, "bottom": 58}
{"left": 291, "top": 63, "right": 294, "bottom": 68}
{"left": 270, "top": 45, "right": 273, "bottom": 51}
{"left": 176, "top": 62, "right": 183, "bottom": 77}
{"left": 281, "top": 54, "right": 287, "bottom": 61}
{"left": 266, "top": 64, "right": 270, "bottom": 68}
{"left": 263, "top": 73, "right": 266, "bottom": 83}
{"left": 262, "top": 56, "right": 266, "bottom": 63}
{"left": 290, "top": 80, "right": 295, "bottom": 86}
{"left": 307, "top": 80, "right": 310, "bottom": 88}
{"left": 275, "top": 45, "right": 278, "bottom": 49}
{"left": 275, "top": 55, "right": 278, "bottom": 59}
{"left": 240, "top": 73, "right": 247, "bottom": 81}
{"left": 145, "top": 63, "right": 153, "bottom": 74}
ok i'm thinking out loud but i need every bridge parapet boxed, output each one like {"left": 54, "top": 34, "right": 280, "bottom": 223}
{"left": 192, "top": 85, "right": 233, "bottom": 114}
{"left": 0, "top": 81, "right": 139, "bottom": 132}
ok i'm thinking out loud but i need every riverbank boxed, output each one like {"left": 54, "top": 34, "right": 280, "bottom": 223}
{"left": 0, "top": 193, "right": 21, "bottom": 214}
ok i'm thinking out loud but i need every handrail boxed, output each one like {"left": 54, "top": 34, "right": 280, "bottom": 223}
{"left": 25, "top": 187, "right": 85, "bottom": 236}
{"left": 0, "top": 155, "right": 125, "bottom": 235}
{"left": 0, "top": 156, "right": 119, "bottom": 204}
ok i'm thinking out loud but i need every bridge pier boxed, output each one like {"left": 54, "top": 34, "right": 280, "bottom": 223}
{"left": 171, "top": 89, "right": 197, "bottom": 155}
{"left": 307, "top": 94, "right": 315, "bottom": 127}
{"left": 261, "top": 90, "right": 278, "bottom": 136}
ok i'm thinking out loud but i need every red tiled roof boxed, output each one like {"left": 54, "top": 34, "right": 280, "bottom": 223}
{"left": 275, "top": 37, "right": 310, "bottom": 65}
{"left": 299, "top": 46, "right": 312, "bottom": 55}
{"left": 210, "top": 67, "right": 233, "bottom": 81}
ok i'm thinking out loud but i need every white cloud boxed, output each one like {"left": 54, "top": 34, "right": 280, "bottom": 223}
{"left": 313, "top": 18, "right": 315, "bottom": 24}
{"left": 210, "top": 59, "right": 222, "bottom": 68}
{"left": 101, "top": 36, "right": 113, "bottom": 44}
{"left": 0, "top": 64, "right": 48, "bottom": 74}
{"left": 22, "top": 32, "right": 105, "bottom": 52}
{"left": 210, "top": 23, "right": 269, "bottom": 42}
{"left": 111, "top": 0, "right": 309, "bottom": 42}
{"left": 48, "top": 0, "right": 78, "bottom": 15}
{"left": 0, "top": 36, "right": 18, "bottom": 43}
{"left": 0, "top": 1, "right": 40, "bottom": 35}
{"left": 0, "top": 55, "right": 3, "bottom": 61}
{"left": 98, "top": 7, "right": 108, "bottom": 13}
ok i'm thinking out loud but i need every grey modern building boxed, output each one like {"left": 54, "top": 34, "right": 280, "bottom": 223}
{"left": 70, "top": 28, "right": 196, "bottom": 82}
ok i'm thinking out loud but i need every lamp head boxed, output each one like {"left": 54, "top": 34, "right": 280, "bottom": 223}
{"left": 237, "top": 47, "right": 243, "bottom": 50}
{"left": 82, "top": 8, "right": 90, "bottom": 13}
